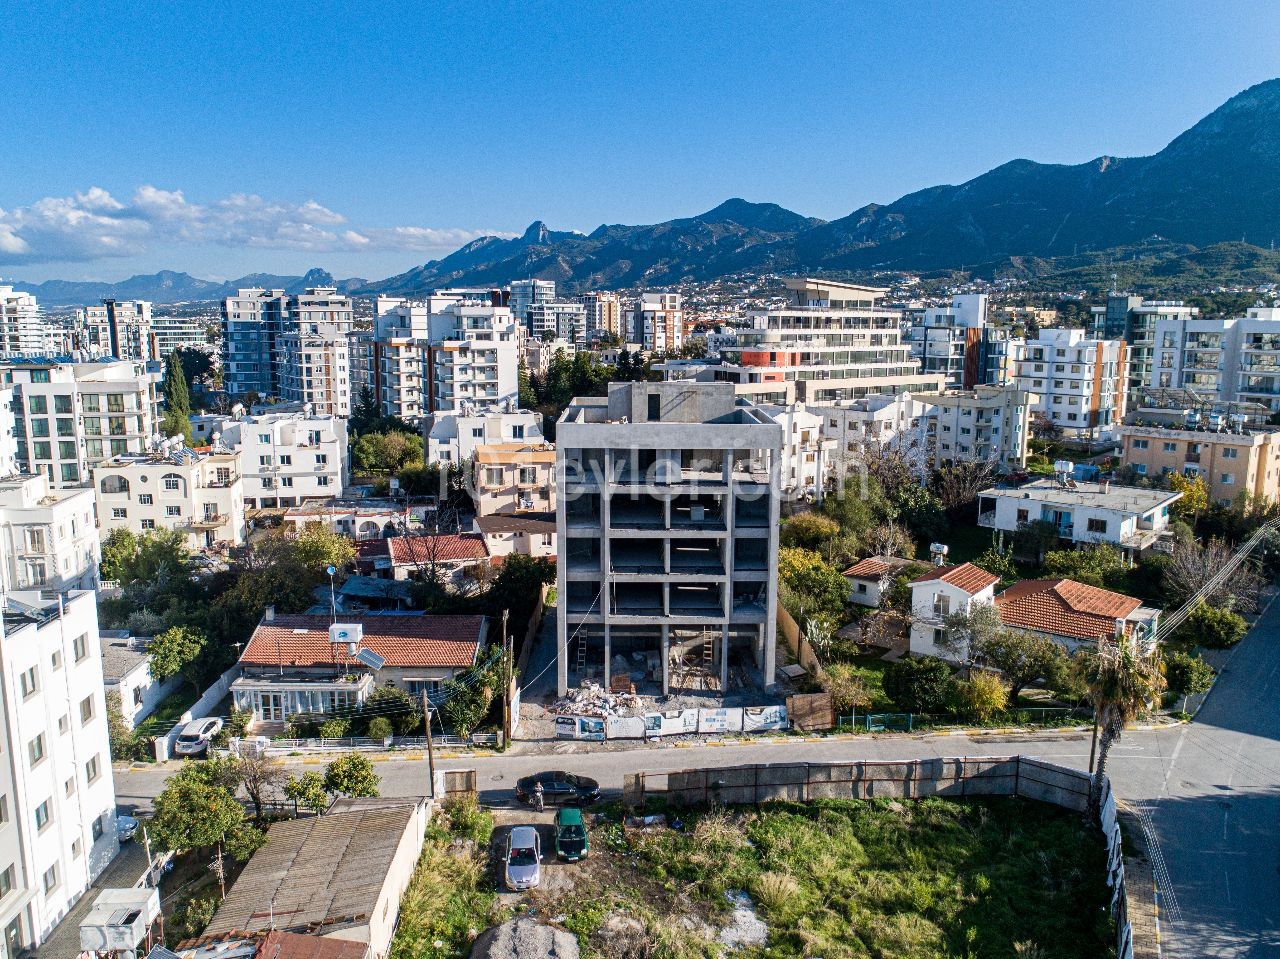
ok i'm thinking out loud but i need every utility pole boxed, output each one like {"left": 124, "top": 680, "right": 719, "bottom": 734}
{"left": 422, "top": 690, "right": 436, "bottom": 799}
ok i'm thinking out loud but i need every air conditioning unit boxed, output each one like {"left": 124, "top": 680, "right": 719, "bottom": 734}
{"left": 80, "top": 888, "right": 160, "bottom": 953}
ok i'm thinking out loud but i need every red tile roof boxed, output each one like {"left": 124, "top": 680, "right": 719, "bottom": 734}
{"left": 843, "top": 558, "right": 893, "bottom": 580}
{"left": 995, "top": 579, "right": 1142, "bottom": 641}
{"left": 910, "top": 562, "right": 999, "bottom": 595}
{"left": 357, "top": 534, "right": 488, "bottom": 566}
{"left": 241, "top": 613, "right": 484, "bottom": 669}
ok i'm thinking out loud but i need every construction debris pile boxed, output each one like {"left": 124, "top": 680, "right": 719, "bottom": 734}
{"left": 551, "top": 678, "right": 642, "bottom": 718}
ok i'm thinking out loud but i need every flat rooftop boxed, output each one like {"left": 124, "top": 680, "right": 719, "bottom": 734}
{"left": 983, "top": 479, "right": 1180, "bottom": 514}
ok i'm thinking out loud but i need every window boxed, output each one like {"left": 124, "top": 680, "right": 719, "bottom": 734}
{"left": 471, "top": 427, "right": 484, "bottom": 438}
{"left": 1087, "top": 518, "right": 1107, "bottom": 534}
{"left": 111, "top": 508, "right": 127, "bottom": 519}
{"left": 132, "top": 685, "right": 144, "bottom": 706}
{"left": 0, "top": 865, "right": 13, "bottom": 898}
{"left": 162, "top": 474, "right": 181, "bottom": 491}
{"left": 484, "top": 468, "right": 503, "bottom": 486}
{"left": 64, "top": 777, "right": 75, "bottom": 797}
{"left": 107, "top": 393, "right": 125, "bottom": 413}
{"left": 1133, "top": 464, "right": 1147, "bottom": 475}
{"left": 79, "top": 695, "right": 95, "bottom": 724}
{"left": 19, "top": 666, "right": 37, "bottom": 698}
{"left": 29, "top": 418, "right": 49, "bottom": 438}
{"left": 1162, "top": 442, "right": 1178, "bottom": 453}
{"left": 85, "top": 755, "right": 100, "bottom": 784}
{"left": 317, "top": 476, "right": 330, "bottom": 487}
{"left": 57, "top": 441, "right": 76, "bottom": 460}
{"left": 50, "top": 650, "right": 61, "bottom": 671}
{"left": 0, "top": 796, "right": 8, "bottom": 823}
{"left": 57, "top": 714, "right": 68, "bottom": 734}
{"left": 91, "top": 818, "right": 104, "bottom": 841}
{"left": 34, "top": 800, "right": 50, "bottom": 830}
{"left": 82, "top": 394, "right": 100, "bottom": 412}
{"left": 1132, "top": 439, "right": 1149, "bottom": 450}
{"left": 259, "top": 455, "right": 272, "bottom": 466}
{"left": 1016, "top": 508, "right": 1029, "bottom": 523}
{"left": 55, "top": 417, "right": 74, "bottom": 437}
{"left": 280, "top": 477, "right": 293, "bottom": 488}
{"left": 73, "top": 633, "right": 88, "bottom": 662}
{"left": 279, "top": 454, "right": 292, "bottom": 466}
{"left": 60, "top": 463, "right": 79, "bottom": 484}
{"left": 1220, "top": 473, "right": 1235, "bottom": 485}
{"left": 72, "top": 839, "right": 82, "bottom": 859}
{"left": 315, "top": 454, "right": 327, "bottom": 466}
{"left": 141, "top": 519, "right": 156, "bottom": 530}
{"left": 42, "top": 865, "right": 57, "bottom": 894}
{"left": 27, "top": 395, "right": 47, "bottom": 414}
{"left": 32, "top": 441, "right": 50, "bottom": 460}
{"left": 932, "top": 592, "right": 951, "bottom": 617}
{"left": 1223, "top": 448, "right": 1239, "bottom": 459}
{"left": 138, "top": 493, "right": 153, "bottom": 504}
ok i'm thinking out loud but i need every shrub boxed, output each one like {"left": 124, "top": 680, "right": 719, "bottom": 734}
{"left": 1164, "top": 650, "right": 1214, "bottom": 711}
{"left": 1177, "top": 602, "right": 1247, "bottom": 649}
{"left": 366, "top": 717, "right": 394, "bottom": 739}
{"left": 820, "top": 663, "right": 873, "bottom": 714}
{"left": 949, "top": 670, "right": 1010, "bottom": 722}
{"left": 883, "top": 657, "right": 952, "bottom": 713}
{"left": 318, "top": 718, "right": 351, "bottom": 739}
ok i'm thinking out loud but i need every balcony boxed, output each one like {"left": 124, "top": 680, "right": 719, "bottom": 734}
{"left": 1185, "top": 451, "right": 1201, "bottom": 463}
{"left": 187, "top": 513, "right": 227, "bottom": 529}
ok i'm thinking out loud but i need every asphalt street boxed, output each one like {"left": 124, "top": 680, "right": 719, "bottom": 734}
{"left": 113, "top": 597, "right": 1280, "bottom": 959}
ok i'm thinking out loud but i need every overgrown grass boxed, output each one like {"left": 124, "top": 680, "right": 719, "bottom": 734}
{"left": 619, "top": 798, "right": 1114, "bottom": 959}
{"left": 389, "top": 797, "right": 508, "bottom": 959}
{"left": 133, "top": 686, "right": 201, "bottom": 740}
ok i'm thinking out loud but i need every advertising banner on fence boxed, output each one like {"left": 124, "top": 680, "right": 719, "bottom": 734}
{"left": 643, "top": 709, "right": 700, "bottom": 737}
{"left": 698, "top": 708, "right": 745, "bottom": 734}
{"left": 555, "top": 716, "right": 606, "bottom": 740}
{"left": 605, "top": 716, "right": 647, "bottom": 740}
{"left": 743, "top": 704, "right": 788, "bottom": 732}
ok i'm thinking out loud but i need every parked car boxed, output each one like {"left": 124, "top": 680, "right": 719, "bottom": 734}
{"left": 514, "top": 771, "right": 600, "bottom": 807}
{"left": 504, "top": 825, "right": 541, "bottom": 890}
{"left": 174, "top": 717, "right": 224, "bottom": 756}
{"left": 116, "top": 815, "right": 139, "bottom": 843}
{"left": 554, "top": 807, "right": 589, "bottom": 861}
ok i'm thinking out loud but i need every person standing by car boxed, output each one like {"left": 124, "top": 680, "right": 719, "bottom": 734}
{"left": 533, "top": 779, "right": 544, "bottom": 812}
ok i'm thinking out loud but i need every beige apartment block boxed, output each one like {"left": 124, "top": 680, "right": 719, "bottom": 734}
{"left": 1119, "top": 424, "right": 1280, "bottom": 506}
{"left": 471, "top": 443, "right": 557, "bottom": 516}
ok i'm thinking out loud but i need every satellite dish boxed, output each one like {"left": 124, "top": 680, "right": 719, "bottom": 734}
{"left": 355, "top": 648, "right": 386, "bottom": 671}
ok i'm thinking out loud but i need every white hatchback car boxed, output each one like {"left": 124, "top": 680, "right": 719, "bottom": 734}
{"left": 174, "top": 717, "right": 224, "bottom": 756}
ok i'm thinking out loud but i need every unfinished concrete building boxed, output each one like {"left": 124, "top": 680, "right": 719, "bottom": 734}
{"left": 556, "top": 382, "right": 782, "bottom": 697}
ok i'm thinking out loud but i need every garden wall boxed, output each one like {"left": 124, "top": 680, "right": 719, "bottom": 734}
{"left": 153, "top": 664, "right": 241, "bottom": 761}
{"left": 633, "top": 757, "right": 1132, "bottom": 959}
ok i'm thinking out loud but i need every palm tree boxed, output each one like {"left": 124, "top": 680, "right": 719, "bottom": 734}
{"left": 1079, "top": 638, "right": 1165, "bottom": 816}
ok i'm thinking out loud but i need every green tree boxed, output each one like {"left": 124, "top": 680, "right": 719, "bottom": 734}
{"left": 148, "top": 769, "right": 262, "bottom": 859}
{"left": 819, "top": 663, "right": 873, "bottom": 715}
{"left": 293, "top": 522, "right": 356, "bottom": 575}
{"left": 1077, "top": 640, "right": 1165, "bottom": 814}
{"left": 891, "top": 484, "right": 947, "bottom": 542}
{"left": 1014, "top": 520, "right": 1061, "bottom": 563}
{"left": 353, "top": 430, "right": 423, "bottom": 474}
{"left": 99, "top": 528, "right": 138, "bottom": 582}
{"left": 173, "top": 347, "right": 213, "bottom": 389}
{"left": 883, "top": 656, "right": 953, "bottom": 713}
{"left": 778, "top": 548, "right": 849, "bottom": 619}
{"left": 1164, "top": 650, "right": 1214, "bottom": 712}
{"left": 160, "top": 351, "right": 193, "bottom": 444}
{"left": 148, "top": 625, "right": 208, "bottom": 692}
{"left": 323, "top": 753, "right": 381, "bottom": 798}
{"left": 517, "top": 363, "right": 539, "bottom": 409}
{"left": 980, "top": 630, "right": 1070, "bottom": 703}
{"left": 440, "top": 655, "right": 504, "bottom": 738}
{"left": 779, "top": 513, "right": 841, "bottom": 552}
{"left": 350, "top": 385, "right": 379, "bottom": 434}
{"left": 284, "top": 771, "right": 331, "bottom": 815}
{"left": 938, "top": 602, "right": 1006, "bottom": 667}
{"left": 975, "top": 543, "right": 1018, "bottom": 587}
{"left": 821, "top": 475, "right": 895, "bottom": 548}
{"left": 1176, "top": 602, "right": 1247, "bottom": 649}
{"left": 105, "top": 690, "right": 146, "bottom": 762}
{"left": 361, "top": 685, "right": 422, "bottom": 736}
{"left": 367, "top": 716, "right": 394, "bottom": 739}
{"left": 1041, "top": 544, "right": 1128, "bottom": 590}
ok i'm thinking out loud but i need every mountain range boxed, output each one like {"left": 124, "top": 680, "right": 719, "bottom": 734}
{"left": 11, "top": 78, "right": 1280, "bottom": 304}
{"left": 5, "top": 268, "right": 367, "bottom": 308}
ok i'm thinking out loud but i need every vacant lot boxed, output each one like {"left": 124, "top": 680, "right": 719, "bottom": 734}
{"left": 396, "top": 795, "right": 1114, "bottom": 959}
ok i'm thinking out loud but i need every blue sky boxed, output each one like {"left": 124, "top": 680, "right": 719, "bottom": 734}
{"left": 3, "top": 0, "right": 1277, "bottom": 282}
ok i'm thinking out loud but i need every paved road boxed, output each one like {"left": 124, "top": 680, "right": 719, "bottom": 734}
{"left": 112, "top": 598, "right": 1280, "bottom": 959}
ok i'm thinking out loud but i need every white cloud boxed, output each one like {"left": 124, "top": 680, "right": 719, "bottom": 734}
{"left": 0, "top": 186, "right": 511, "bottom": 265}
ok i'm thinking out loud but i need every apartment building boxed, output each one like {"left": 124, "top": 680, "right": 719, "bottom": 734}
{"left": 924, "top": 386, "right": 1034, "bottom": 470}
{"left": 814, "top": 394, "right": 932, "bottom": 460}
{"left": 508, "top": 279, "right": 555, "bottom": 325}
{"left": 2, "top": 359, "right": 162, "bottom": 488}
{"left": 0, "top": 288, "right": 70, "bottom": 359}
{"left": 628, "top": 293, "right": 684, "bottom": 354}
{"left": 1010, "top": 328, "right": 1127, "bottom": 442}
{"left": 908, "top": 294, "right": 1017, "bottom": 389}
{"left": 757, "top": 404, "right": 835, "bottom": 495}
{"left": 220, "top": 287, "right": 354, "bottom": 405}
{"left": 521, "top": 337, "right": 576, "bottom": 373}
{"left": 1092, "top": 295, "right": 1198, "bottom": 408}
{"left": 77, "top": 300, "right": 156, "bottom": 362}
{"left": 527, "top": 301, "right": 588, "bottom": 344}
{"left": 425, "top": 410, "right": 543, "bottom": 466}
{"left": 1146, "top": 307, "right": 1280, "bottom": 414}
{"left": 369, "top": 294, "right": 520, "bottom": 421}
{"left": 715, "top": 278, "right": 946, "bottom": 406}
{"left": 219, "top": 409, "right": 348, "bottom": 509}
{"left": 581, "top": 291, "right": 623, "bottom": 340}
{"left": 1119, "top": 421, "right": 1280, "bottom": 506}
{"left": 556, "top": 381, "right": 782, "bottom": 697}
{"left": 150, "top": 315, "right": 210, "bottom": 357}
{"left": 471, "top": 443, "right": 556, "bottom": 516}
{"left": 0, "top": 588, "right": 120, "bottom": 952}
{"left": 93, "top": 443, "right": 246, "bottom": 550}
{"left": 0, "top": 472, "right": 98, "bottom": 593}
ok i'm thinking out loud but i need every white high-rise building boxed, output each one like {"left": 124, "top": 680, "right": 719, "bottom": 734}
{"left": 0, "top": 288, "right": 71, "bottom": 359}
{"left": 1147, "top": 306, "right": 1280, "bottom": 414}
{"left": 77, "top": 300, "right": 156, "bottom": 362}
{"left": 527, "top": 302, "right": 588, "bottom": 344}
{"left": 714, "top": 278, "right": 946, "bottom": 406}
{"left": 631, "top": 292, "right": 684, "bottom": 354}
{"left": 151, "top": 316, "right": 210, "bottom": 357}
{"left": 3, "top": 359, "right": 162, "bottom": 488}
{"left": 0, "top": 471, "right": 99, "bottom": 593}
{"left": 1011, "top": 328, "right": 1127, "bottom": 441}
{"left": 425, "top": 410, "right": 544, "bottom": 466}
{"left": 508, "top": 279, "right": 555, "bottom": 326}
{"left": 0, "top": 587, "right": 120, "bottom": 951}
{"left": 908, "top": 294, "right": 1017, "bottom": 389}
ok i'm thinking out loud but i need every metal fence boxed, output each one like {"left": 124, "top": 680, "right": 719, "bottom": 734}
{"left": 838, "top": 707, "right": 1086, "bottom": 731}
{"left": 245, "top": 731, "right": 499, "bottom": 754}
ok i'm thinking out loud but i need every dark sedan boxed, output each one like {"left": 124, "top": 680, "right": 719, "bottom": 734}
{"left": 515, "top": 771, "right": 601, "bottom": 806}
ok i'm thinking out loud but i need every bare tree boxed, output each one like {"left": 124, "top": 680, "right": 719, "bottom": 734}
{"left": 932, "top": 460, "right": 998, "bottom": 512}
{"left": 1165, "top": 537, "right": 1263, "bottom": 613}
{"left": 234, "top": 755, "right": 285, "bottom": 819}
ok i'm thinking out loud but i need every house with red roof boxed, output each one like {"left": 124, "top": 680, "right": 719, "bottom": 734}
{"left": 907, "top": 562, "right": 1000, "bottom": 658}
{"left": 995, "top": 579, "right": 1160, "bottom": 653}
{"left": 230, "top": 609, "right": 487, "bottom": 728}
{"left": 842, "top": 556, "right": 917, "bottom": 607}
{"left": 355, "top": 532, "right": 489, "bottom": 584}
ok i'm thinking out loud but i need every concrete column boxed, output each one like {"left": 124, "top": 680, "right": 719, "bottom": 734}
{"left": 661, "top": 624, "right": 670, "bottom": 695}
{"left": 603, "top": 623, "right": 612, "bottom": 690}
{"left": 764, "top": 444, "right": 782, "bottom": 691}
{"left": 720, "top": 623, "right": 730, "bottom": 690}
